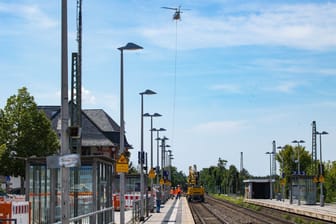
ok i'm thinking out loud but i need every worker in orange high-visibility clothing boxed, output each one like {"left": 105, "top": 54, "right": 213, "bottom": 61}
{"left": 170, "top": 188, "right": 174, "bottom": 199}
{"left": 176, "top": 185, "right": 181, "bottom": 200}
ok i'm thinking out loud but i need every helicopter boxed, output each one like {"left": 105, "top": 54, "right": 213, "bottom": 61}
{"left": 162, "top": 5, "right": 189, "bottom": 21}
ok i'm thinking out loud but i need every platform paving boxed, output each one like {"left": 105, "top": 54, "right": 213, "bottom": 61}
{"left": 245, "top": 198, "right": 336, "bottom": 223}
{"left": 144, "top": 197, "right": 194, "bottom": 224}
{"left": 113, "top": 196, "right": 194, "bottom": 224}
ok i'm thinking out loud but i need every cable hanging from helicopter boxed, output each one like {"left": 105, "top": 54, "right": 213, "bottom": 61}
{"left": 161, "top": 5, "right": 190, "bottom": 152}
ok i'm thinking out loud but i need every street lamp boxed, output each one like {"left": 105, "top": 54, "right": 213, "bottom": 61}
{"left": 265, "top": 151, "right": 274, "bottom": 200}
{"left": 167, "top": 150, "right": 173, "bottom": 181}
{"left": 316, "top": 131, "right": 328, "bottom": 207}
{"left": 139, "top": 89, "right": 156, "bottom": 221}
{"left": 277, "top": 146, "right": 285, "bottom": 201}
{"left": 162, "top": 145, "right": 171, "bottom": 170}
{"left": 118, "top": 42, "right": 143, "bottom": 224}
{"left": 292, "top": 140, "right": 305, "bottom": 206}
{"left": 153, "top": 128, "right": 166, "bottom": 184}
{"left": 160, "top": 137, "right": 169, "bottom": 201}
{"left": 143, "top": 113, "right": 162, "bottom": 169}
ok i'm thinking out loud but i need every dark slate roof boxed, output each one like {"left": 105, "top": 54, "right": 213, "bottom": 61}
{"left": 38, "top": 105, "right": 132, "bottom": 148}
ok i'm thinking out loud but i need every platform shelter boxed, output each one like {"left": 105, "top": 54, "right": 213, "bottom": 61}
{"left": 244, "top": 179, "right": 275, "bottom": 199}
{"left": 290, "top": 175, "right": 316, "bottom": 205}
{"left": 27, "top": 155, "right": 114, "bottom": 224}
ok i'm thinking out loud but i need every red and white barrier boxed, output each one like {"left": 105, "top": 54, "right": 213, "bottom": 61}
{"left": 0, "top": 201, "right": 30, "bottom": 224}
{"left": 113, "top": 192, "right": 149, "bottom": 210}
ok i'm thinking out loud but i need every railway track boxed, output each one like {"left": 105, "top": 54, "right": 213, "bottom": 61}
{"left": 189, "top": 195, "right": 333, "bottom": 224}
{"left": 189, "top": 201, "right": 227, "bottom": 224}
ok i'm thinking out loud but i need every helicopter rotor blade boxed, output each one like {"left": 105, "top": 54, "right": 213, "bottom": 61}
{"left": 162, "top": 6, "right": 178, "bottom": 11}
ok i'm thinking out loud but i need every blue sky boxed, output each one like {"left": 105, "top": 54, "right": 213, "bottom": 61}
{"left": 1, "top": 0, "right": 336, "bottom": 176}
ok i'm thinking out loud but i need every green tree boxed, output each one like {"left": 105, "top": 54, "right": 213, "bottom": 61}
{"left": 276, "top": 144, "right": 312, "bottom": 196}
{"left": 324, "top": 161, "right": 336, "bottom": 202}
{"left": 170, "top": 166, "right": 187, "bottom": 190}
{"left": 0, "top": 87, "right": 59, "bottom": 190}
{"left": 227, "top": 165, "right": 239, "bottom": 194}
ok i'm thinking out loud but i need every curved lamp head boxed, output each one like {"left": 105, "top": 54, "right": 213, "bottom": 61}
{"left": 118, "top": 42, "right": 143, "bottom": 51}
{"left": 144, "top": 113, "right": 162, "bottom": 118}
{"left": 292, "top": 140, "right": 305, "bottom": 144}
{"left": 140, "top": 89, "right": 156, "bottom": 95}
{"left": 151, "top": 128, "right": 166, "bottom": 132}
{"left": 316, "top": 131, "right": 328, "bottom": 135}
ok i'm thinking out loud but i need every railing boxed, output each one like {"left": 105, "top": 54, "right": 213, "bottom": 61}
{"left": 131, "top": 200, "right": 141, "bottom": 224}
{"left": 130, "top": 196, "right": 155, "bottom": 224}
{"left": 53, "top": 206, "right": 114, "bottom": 224}
{"left": 0, "top": 219, "right": 17, "bottom": 224}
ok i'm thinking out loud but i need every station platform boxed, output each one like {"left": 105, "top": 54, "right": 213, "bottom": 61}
{"left": 245, "top": 198, "right": 336, "bottom": 223}
{"left": 114, "top": 196, "right": 194, "bottom": 224}
{"left": 144, "top": 197, "right": 194, "bottom": 224}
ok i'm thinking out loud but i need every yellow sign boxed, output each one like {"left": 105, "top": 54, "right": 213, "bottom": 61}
{"left": 148, "top": 168, "right": 156, "bottom": 179}
{"left": 160, "top": 178, "right": 164, "bottom": 185}
{"left": 118, "top": 154, "right": 128, "bottom": 164}
{"left": 313, "top": 176, "right": 319, "bottom": 183}
{"left": 319, "top": 175, "right": 325, "bottom": 183}
{"left": 280, "top": 178, "right": 286, "bottom": 186}
{"left": 116, "top": 154, "right": 129, "bottom": 173}
{"left": 116, "top": 163, "right": 128, "bottom": 173}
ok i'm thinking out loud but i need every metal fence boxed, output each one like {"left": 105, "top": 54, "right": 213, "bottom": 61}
{"left": 53, "top": 206, "right": 114, "bottom": 224}
{"left": 130, "top": 196, "right": 154, "bottom": 224}
{"left": 0, "top": 219, "right": 17, "bottom": 224}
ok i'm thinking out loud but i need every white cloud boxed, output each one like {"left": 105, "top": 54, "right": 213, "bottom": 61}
{"left": 141, "top": 2, "right": 336, "bottom": 50}
{"left": 82, "top": 87, "right": 96, "bottom": 105}
{"left": 0, "top": 2, "right": 57, "bottom": 30}
{"left": 272, "top": 81, "right": 301, "bottom": 93}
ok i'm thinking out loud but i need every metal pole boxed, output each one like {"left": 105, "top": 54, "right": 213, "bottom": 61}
{"left": 61, "top": 0, "right": 70, "bottom": 223}
{"left": 156, "top": 131, "right": 160, "bottom": 185}
{"left": 281, "top": 156, "right": 285, "bottom": 201}
{"left": 119, "top": 49, "right": 125, "bottom": 224}
{"left": 297, "top": 144, "right": 300, "bottom": 205}
{"left": 140, "top": 94, "right": 145, "bottom": 221}
{"left": 266, "top": 152, "right": 273, "bottom": 200}
{"left": 150, "top": 117, "right": 153, "bottom": 169}
{"left": 269, "top": 153, "right": 272, "bottom": 199}
{"left": 319, "top": 133, "right": 325, "bottom": 207}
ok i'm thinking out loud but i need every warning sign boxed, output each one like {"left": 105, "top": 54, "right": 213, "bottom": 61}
{"left": 148, "top": 168, "right": 156, "bottom": 179}
{"left": 319, "top": 175, "right": 325, "bottom": 183}
{"left": 116, "top": 154, "right": 129, "bottom": 173}
{"left": 118, "top": 154, "right": 128, "bottom": 164}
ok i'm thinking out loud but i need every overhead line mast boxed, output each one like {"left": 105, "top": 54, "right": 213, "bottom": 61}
{"left": 70, "top": 0, "right": 82, "bottom": 220}
{"left": 70, "top": 0, "right": 82, "bottom": 153}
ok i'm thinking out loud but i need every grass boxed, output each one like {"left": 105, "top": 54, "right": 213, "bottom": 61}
{"left": 211, "top": 193, "right": 261, "bottom": 211}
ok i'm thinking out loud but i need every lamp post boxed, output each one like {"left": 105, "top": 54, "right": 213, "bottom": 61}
{"left": 160, "top": 137, "right": 169, "bottom": 181}
{"left": 153, "top": 128, "right": 166, "bottom": 184}
{"left": 163, "top": 145, "right": 171, "bottom": 172}
{"left": 265, "top": 151, "right": 274, "bottom": 199}
{"left": 277, "top": 146, "right": 285, "bottom": 201}
{"left": 143, "top": 113, "right": 162, "bottom": 169}
{"left": 139, "top": 89, "right": 156, "bottom": 221}
{"left": 118, "top": 42, "right": 143, "bottom": 224}
{"left": 160, "top": 137, "right": 169, "bottom": 201}
{"left": 292, "top": 140, "right": 305, "bottom": 206}
{"left": 61, "top": 1, "right": 70, "bottom": 223}
{"left": 316, "top": 131, "right": 328, "bottom": 207}
{"left": 167, "top": 150, "right": 173, "bottom": 182}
